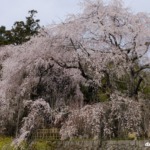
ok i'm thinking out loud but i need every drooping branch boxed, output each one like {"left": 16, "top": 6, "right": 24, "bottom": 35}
{"left": 108, "top": 33, "right": 118, "bottom": 47}
{"left": 50, "top": 56, "right": 92, "bottom": 80}
{"left": 135, "top": 64, "right": 150, "bottom": 76}
{"left": 134, "top": 76, "right": 143, "bottom": 96}
{"left": 138, "top": 42, "right": 150, "bottom": 59}
{"left": 30, "top": 63, "right": 54, "bottom": 99}
{"left": 78, "top": 59, "right": 93, "bottom": 80}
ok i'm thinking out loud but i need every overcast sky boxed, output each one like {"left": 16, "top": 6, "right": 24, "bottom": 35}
{"left": 0, "top": 0, "right": 150, "bottom": 29}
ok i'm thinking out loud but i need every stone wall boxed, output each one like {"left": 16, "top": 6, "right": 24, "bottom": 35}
{"left": 102, "top": 140, "right": 150, "bottom": 150}
{"left": 52, "top": 140, "right": 150, "bottom": 150}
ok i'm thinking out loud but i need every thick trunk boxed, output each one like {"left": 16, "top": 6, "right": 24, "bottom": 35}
{"left": 128, "top": 68, "right": 143, "bottom": 98}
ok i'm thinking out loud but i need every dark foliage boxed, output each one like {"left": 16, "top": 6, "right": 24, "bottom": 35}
{"left": 0, "top": 10, "right": 40, "bottom": 46}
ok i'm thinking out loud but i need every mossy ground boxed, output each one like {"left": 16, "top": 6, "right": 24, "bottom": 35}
{"left": 0, "top": 137, "right": 57, "bottom": 150}
{"left": 30, "top": 140, "right": 50, "bottom": 150}
{"left": 0, "top": 136, "right": 12, "bottom": 149}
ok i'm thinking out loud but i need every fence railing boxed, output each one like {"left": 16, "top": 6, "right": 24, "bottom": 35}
{"left": 32, "top": 128, "right": 60, "bottom": 140}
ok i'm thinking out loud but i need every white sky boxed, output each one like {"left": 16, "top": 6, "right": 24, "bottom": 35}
{"left": 0, "top": 0, "right": 150, "bottom": 29}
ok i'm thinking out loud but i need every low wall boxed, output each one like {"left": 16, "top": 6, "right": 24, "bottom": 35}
{"left": 53, "top": 140, "right": 150, "bottom": 150}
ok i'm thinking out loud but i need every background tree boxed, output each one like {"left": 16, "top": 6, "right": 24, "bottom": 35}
{"left": 0, "top": 26, "right": 6, "bottom": 44}
{"left": 0, "top": 26, "right": 11, "bottom": 45}
{"left": 0, "top": 10, "right": 40, "bottom": 46}
{"left": 11, "top": 10, "right": 40, "bottom": 45}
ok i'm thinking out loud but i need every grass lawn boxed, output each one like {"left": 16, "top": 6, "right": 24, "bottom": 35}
{"left": 0, "top": 136, "right": 56, "bottom": 150}
{"left": 0, "top": 136, "right": 12, "bottom": 149}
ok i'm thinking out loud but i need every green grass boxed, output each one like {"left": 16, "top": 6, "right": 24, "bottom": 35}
{"left": 0, "top": 136, "right": 58, "bottom": 150}
{"left": 29, "top": 139, "right": 59, "bottom": 150}
{"left": 0, "top": 136, "right": 12, "bottom": 149}
{"left": 31, "top": 140, "right": 48, "bottom": 150}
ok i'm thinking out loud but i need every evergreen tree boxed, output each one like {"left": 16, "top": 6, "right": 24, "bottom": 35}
{"left": 0, "top": 10, "right": 40, "bottom": 46}
{"left": 0, "top": 26, "right": 7, "bottom": 45}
